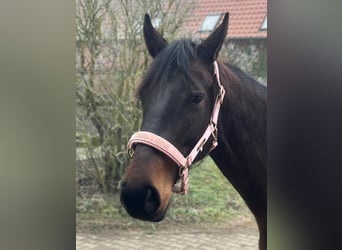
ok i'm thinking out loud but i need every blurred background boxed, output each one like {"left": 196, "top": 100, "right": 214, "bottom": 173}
{"left": 2, "top": 0, "right": 341, "bottom": 249}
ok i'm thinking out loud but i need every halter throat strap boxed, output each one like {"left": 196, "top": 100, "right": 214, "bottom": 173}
{"left": 127, "top": 61, "right": 225, "bottom": 194}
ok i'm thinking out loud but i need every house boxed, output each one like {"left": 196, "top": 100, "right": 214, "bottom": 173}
{"left": 186, "top": 0, "right": 267, "bottom": 39}
{"left": 185, "top": 0, "right": 267, "bottom": 84}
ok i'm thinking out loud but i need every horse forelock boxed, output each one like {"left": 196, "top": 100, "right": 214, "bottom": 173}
{"left": 137, "top": 39, "right": 214, "bottom": 98}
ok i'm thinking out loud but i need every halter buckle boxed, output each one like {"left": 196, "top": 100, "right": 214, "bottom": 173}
{"left": 212, "top": 125, "right": 218, "bottom": 141}
{"left": 209, "top": 123, "right": 218, "bottom": 151}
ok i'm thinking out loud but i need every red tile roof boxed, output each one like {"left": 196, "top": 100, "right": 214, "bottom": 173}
{"left": 185, "top": 0, "right": 267, "bottom": 39}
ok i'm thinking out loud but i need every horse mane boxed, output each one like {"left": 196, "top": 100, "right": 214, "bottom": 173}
{"left": 138, "top": 39, "right": 219, "bottom": 98}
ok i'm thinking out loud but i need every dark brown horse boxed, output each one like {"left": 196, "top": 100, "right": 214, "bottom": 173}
{"left": 120, "top": 13, "right": 266, "bottom": 250}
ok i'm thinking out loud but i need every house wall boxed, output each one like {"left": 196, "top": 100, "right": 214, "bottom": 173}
{"left": 221, "top": 39, "right": 267, "bottom": 85}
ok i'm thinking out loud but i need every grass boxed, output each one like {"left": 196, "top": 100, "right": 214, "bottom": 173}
{"left": 76, "top": 157, "right": 250, "bottom": 233}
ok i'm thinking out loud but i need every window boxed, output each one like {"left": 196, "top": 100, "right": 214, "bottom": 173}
{"left": 260, "top": 16, "right": 267, "bottom": 30}
{"left": 199, "top": 14, "right": 222, "bottom": 32}
{"left": 152, "top": 17, "right": 161, "bottom": 28}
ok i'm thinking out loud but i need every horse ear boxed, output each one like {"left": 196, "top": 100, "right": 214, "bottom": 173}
{"left": 143, "top": 14, "right": 168, "bottom": 58}
{"left": 197, "top": 13, "right": 229, "bottom": 64}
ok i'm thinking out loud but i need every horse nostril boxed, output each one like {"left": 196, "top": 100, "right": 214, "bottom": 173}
{"left": 120, "top": 184, "right": 161, "bottom": 220}
{"left": 144, "top": 186, "right": 160, "bottom": 214}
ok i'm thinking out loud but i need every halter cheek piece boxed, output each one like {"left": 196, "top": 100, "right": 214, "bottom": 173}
{"left": 127, "top": 61, "right": 225, "bottom": 194}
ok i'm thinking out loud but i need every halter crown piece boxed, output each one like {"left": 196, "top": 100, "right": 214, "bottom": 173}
{"left": 127, "top": 61, "right": 225, "bottom": 194}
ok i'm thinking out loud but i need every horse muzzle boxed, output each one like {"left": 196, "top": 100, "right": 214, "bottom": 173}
{"left": 120, "top": 147, "right": 176, "bottom": 221}
{"left": 120, "top": 180, "right": 167, "bottom": 222}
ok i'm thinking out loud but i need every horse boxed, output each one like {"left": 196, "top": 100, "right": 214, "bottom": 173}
{"left": 120, "top": 13, "right": 267, "bottom": 250}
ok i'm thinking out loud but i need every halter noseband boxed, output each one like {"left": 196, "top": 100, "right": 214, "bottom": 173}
{"left": 127, "top": 61, "right": 225, "bottom": 194}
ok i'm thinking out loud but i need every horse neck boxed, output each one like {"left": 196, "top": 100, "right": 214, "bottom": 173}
{"left": 209, "top": 63, "right": 267, "bottom": 227}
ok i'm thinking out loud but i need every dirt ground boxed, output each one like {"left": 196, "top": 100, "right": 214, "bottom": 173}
{"left": 77, "top": 216, "right": 259, "bottom": 250}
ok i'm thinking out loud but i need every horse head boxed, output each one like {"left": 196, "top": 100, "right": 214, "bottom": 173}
{"left": 120, "top": 13, "right": 229, "bottom": 221}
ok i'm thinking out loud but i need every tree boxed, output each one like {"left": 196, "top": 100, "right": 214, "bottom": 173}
{"left": 76, "top": 0, "right": 194, "bottom": 194}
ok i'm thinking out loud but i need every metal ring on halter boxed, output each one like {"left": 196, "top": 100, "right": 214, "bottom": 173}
{"left": 128, "top": 147, "right": 134, "bottom": 158}
{"left": 179, "top": 166, "right": 187, "bottom": 177}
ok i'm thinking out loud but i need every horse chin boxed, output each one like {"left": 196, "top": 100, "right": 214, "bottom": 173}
{"left": 148, "top": 208, "right": 168, "bottom": 222}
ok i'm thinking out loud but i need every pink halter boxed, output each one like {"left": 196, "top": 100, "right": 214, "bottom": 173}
{"left": 127, "top": 61, "right": 225, "bottom": 194}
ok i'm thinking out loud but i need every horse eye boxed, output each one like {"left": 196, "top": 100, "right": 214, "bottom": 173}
{"left": 191, "top": 93, "right": 204, "bottom": 105}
